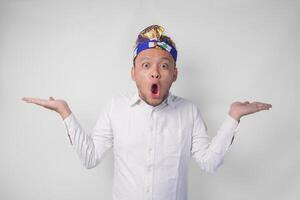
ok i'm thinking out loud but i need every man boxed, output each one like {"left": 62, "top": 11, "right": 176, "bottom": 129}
{"left": 22, "top": 25, "right": 272, "bottom": 200}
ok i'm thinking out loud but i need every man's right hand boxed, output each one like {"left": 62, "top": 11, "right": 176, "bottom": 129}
{"left": 22, "top": 96, "right": 72, "bottom": 120}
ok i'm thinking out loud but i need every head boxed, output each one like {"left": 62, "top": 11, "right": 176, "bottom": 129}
{"left": 131, "top": 25, "right": 178, "bottom": 106}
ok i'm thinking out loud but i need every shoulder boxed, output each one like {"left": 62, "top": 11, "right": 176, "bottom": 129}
{"left": 107, "top": 90, "right": 137, "bottom": 110}
{"left": 170, "top": 93, "right": 199, "bottom": 110}
{"left": 170, "top": 93, "right": 205, "bottom": 119}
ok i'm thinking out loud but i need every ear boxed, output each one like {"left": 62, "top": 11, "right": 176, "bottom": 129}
{"left": 131, "top": 66, "right": 136, "bottom": 81}
{"left": 173, "top": 66, "right": 178, "bottom": 82}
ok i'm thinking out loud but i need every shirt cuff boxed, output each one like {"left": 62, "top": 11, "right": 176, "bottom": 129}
{"left": 225, "top": 114, "right": 240, "bottom": 129}
{"left": 218, "top": 114, "right": 240, "bottom": 141}
{"left": 210, "top": 114, "right": 240, "bottom": 154}
{"left": 63, "top": 113, "right": 77, "bottom": 145}
{"left": 63, "top": 113, "right": 73, "bottom": 124}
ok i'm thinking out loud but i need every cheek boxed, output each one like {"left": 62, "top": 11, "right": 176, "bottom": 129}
{"left": 135, "top": 72, "right": 149, "bottom": 86}
{"left": 162, "top": 71, "right": 175, "bottom": 82}
{"left": 136, "top": 71, "right": 149, "bottom": 80}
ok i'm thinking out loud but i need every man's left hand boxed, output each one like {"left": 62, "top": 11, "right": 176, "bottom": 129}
{"left": 228, "top": 101, "right": 272, "bottom": 122}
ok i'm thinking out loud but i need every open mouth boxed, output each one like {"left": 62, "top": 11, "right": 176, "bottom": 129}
{"left": 150, "top": 83, "right": 160, "bottom": 98}
{"left": 151, "top": 84, "right": 159, "bottom": 94}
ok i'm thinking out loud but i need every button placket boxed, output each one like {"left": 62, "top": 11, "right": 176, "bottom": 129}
{"left": 145, "top": 109, "right": 156, "bottom": 198}
{"left": 147, "top": 164, "right": 153, "bottom": 171}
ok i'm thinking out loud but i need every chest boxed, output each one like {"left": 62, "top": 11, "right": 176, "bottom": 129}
{"left": 111, "top": 107, "right": 193, "bottom": 156}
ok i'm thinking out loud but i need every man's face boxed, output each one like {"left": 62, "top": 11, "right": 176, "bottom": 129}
{"left": 131, "top": 48, "right": 178, "bottom": 106}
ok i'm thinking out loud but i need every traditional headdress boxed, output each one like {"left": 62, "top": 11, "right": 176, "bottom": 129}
{"left": 133, "top": 25, "right": 177, "bottom": 63}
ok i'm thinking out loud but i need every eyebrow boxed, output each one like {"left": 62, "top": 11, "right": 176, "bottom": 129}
{"left": 140, "top": 57, "right": 171, "bottom": 62}
{"left": 160, "top": 57, "right": 171, "bottom": 62}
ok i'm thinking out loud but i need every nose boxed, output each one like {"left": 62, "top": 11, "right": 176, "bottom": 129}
{"left": 151, "top": 74, "right": 160, "bottom": 79}
{"left": 150, "top": 68, "right": 161, "bottom": 79}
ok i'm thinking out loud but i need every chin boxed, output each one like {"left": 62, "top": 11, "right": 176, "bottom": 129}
{"left": 147, "top": 99, "right": 163, "bottom": 106}
{"left": 147, "top": 93, "right": 166, "bottom": 106}
{"left": 138, "top": 87, "right": 168, "bottom": 106}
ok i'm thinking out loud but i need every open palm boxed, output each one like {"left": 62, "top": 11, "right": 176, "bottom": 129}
{"left": 229, "top": 101, "right": 272, "bottom": 121}
{"left": 22, "top": 96, "right": 71, "bottom": 119}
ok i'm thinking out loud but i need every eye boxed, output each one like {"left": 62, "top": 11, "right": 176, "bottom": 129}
{"left": 142, "top": 63, "right": 150, "bottom": 68}
{"left": 161, "top": 63, "right": 169, "bottom": 69}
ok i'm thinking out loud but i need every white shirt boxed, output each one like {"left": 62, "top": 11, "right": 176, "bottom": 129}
{"left": 63, "top": 90, "right": 239, "bottom": 200}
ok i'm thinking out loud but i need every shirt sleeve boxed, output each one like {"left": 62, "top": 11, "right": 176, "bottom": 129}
{"left": 63, "top": 99, "right": 114, "bottom": 169}
{"left": 190, "top": 105, "right": 239, "bottom": 173}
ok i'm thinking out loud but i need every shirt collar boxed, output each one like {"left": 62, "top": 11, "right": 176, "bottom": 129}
{"left": 130, "top": 91, "right": 175, "bottom": 108}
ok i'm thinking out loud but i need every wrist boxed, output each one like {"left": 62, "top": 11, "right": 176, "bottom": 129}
{"left": 228, "top": 111, "right": 241, "bottom": 123}
{"left": 59, "top": 106, "right": 72, "bottom": 120}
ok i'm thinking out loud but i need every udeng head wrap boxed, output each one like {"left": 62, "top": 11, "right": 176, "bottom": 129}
{"left": 133, "top": 25, "right": 177, "bottom": 64}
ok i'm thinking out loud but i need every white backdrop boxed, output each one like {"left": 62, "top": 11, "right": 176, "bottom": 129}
{"left": 1, "top": 0, "right": 299, "bottom": 199}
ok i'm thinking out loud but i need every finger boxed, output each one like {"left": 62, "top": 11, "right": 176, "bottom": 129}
{"left": 266, "top": 103, "right": 272, "bottom": 108}
{"left": 22, "top": 97, "right": 35, "bottom": 103}
{"left": 256, "top": 103, "right": 272, "bottom": 111}
{"left": 259, "top": 103, "right": 272, "bottom": 109}
{"left": 49, "top": 97, "right": 55, "bottom": 101}
{"left": 22, "top": 97, "right": 48, "bottom": 107}
{"left": 22, "top": 97, "right": 28, "bottom": 102}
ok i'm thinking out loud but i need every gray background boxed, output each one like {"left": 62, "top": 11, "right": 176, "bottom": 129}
{"left": 1, "top": 0, "right": 299, "bottom": 199}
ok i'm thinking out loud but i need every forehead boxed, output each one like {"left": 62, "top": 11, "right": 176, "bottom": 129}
{"left": 136, "top": 48, "right": 173, "bottom": 62}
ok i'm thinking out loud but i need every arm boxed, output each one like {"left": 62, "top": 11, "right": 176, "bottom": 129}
{"left": 63, "top": 101, "right": 113, "bottom": 169}
{"left": 191, "top": 101, "right": 272, "bottom": 173}
{"left": 22, "top": 96, "right": 114, "bottom": 169}
{"left": 191, "top": 105, "right": 239, "bottom": 174}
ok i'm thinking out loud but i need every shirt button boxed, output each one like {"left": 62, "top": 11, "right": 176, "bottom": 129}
{"left": 149, "top": 148, "right": 152, "bottom": 152}
{"left": 150, "top": 125, "right": 153, "bottom": 131}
